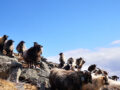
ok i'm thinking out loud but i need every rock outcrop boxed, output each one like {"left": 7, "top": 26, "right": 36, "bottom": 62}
{"left": 0, "top": 54, "right": 22, "bottom": 83}
{"left": 20, "top": 61, "right": 51, "bottom": 89}
{"left": 0, "top": 54, "right": 52, "bottom": 90}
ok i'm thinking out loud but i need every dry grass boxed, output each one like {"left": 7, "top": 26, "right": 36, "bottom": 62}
{"left": 0, "top": 79, "right": 17, "bottom": 90}
{"left": 24, "top": 84, "right": 37, "bottom": 90}
{"left": 0, "top": 78, "right": 37, "bottom": 90}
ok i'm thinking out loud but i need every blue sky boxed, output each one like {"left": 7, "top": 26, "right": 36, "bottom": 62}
{"left": 0, "top": 0, "right": 120, "bottom": 57}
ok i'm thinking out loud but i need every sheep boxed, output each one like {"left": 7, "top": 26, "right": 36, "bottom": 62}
{"left": 33, "top": 42, "right": 43, "bottom": 54}
{"left": 58, "top": 52, "right": 65, "bottom": 68}
{"left": 101, "top": 78, "right": 120, "bottom": 90}
{"left": 49, "top": 68, "right": 92, "bottom": 90}
{"left": 63, "top": 57, "right": 74, "bottom": 70}
{"left": 0, "top": 35, "right": 8, "bottom": 53}
{"left": 82, "top": 74, "right": 109, "bottom": 90}
{"left": 75, "top": 57, "right": 85, "bottom": 71}
{"left": 109, "top": 75, "right": 119, "bottom": 81}
{"left": 93, "top": 68, "right": 108, "bottom": 76}
{"left": 63, "top": 64, "right": 72, "bottom": 70}
{"left": 67, "top": 57, "right": 74, "bottom": 65}
{"left": 23, "top": 44, "right": 43, "bottom": 68}
{"left": 4, "top": 39, "right": 14, "bottom": 57}
{"left": 88, "top": 64, "right": 97, "bottom": 72}
{"left": 93, "top": 68, "right": 102, "bottom": 75}
{"left": 16, "top": 41, "right": 26, "bottom": 56}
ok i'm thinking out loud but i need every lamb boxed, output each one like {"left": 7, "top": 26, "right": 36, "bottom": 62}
{"left": 49, "top": 68, "right": 92, "bottom": 90}
{"left": 0, "top": 35, "right": 8, "bottom": 53}
{"left": 23, "top": 44, "right": 43, "bottom": 68}
{"left": 4, "top": 39, "right": 14, "bottom": 57}
{"left": 16, "top": 41, "right": 26, "bottom": 56}
{"left": 58, "top": 53, "right": 65, "bottom": 68}
{"left": 75, "top": 57, "right": 85, "bottom": 71}
{"left": 82, "top": 74, "right": 109, "bottom": 90}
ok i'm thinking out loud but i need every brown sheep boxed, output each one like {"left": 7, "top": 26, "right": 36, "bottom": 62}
{"left": 0, "top": 35, "right": 8, "bottom": 53}
{"left": 75, "top": 57, "right": 85, "bottom": 70}
{"left": 4, "top": 39, "right": 14, "bottom": 57}
{"left": 49, "top": 68, "right": 92, "bottom": 90}
{"left": 16, "top": 41, "right": 26, "bottom": 56}
{"left": 58, "top": 52, "right": 65, "bottom": 68}
{"left": 82, "top": 74, "right": 109, "bottom": 90}
{"left": 23, "top": 44, "right": 43, "bottom": 68}
{"left": 34, "top": 42, "right": 43, "bottom": 54}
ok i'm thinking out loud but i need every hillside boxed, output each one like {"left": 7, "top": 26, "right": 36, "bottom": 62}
{"left": 0, "top": 53, "right": 120, "bottom": 90}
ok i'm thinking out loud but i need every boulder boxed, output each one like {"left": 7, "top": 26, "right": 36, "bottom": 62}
{"left": 0, "top": 54, "right": 55, "bottom": 90}
{"left": 20, "top": 61, "right": 50, "bottom": 89}
{"left": 0, "top": 54, "right": 22, "bottom": 83}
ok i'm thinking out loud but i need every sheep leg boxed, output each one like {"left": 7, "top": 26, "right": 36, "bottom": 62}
{"left": 6, "top": 49, "right": 9, "bottom": 56}
{"left": 21, "top": 52, "right": 23, "bottom": 56}
{"left": 30, "top": 61, "right": 32, "bottom": 68}
{"left": 32, "top": 61, "right": 34, "bottom": 68}
{"left": 0, "top": 45, "right": 3, "bottom": 53}
{"left": 28, "top": 63, "right": 30, "bottom": 68}
{"left": 10, "top": 51, "right": 13, "bottom": 57}
{"left": 34, "top": 61, "right": 37, "bottom": 68}
{"left": 28, "top": 60, "right": 31, "bottom": 68}
{"left": 33, "top": 61, "right": 35, "bottom": 68}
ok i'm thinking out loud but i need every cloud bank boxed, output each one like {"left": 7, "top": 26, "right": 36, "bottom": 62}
{"left": 111, "top": 40, "right": 120, "bottom": 45}
{"left": 47, "top": 42, "right": 120, "bottom": 76}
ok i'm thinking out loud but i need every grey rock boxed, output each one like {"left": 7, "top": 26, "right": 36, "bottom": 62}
{"left": 20, "top": 61, "right": 50, "bottom": 89}
{"left": 0, "top": 54, "right": 53, "bottom": 90}
{"left": 0, "top": 54, "right": 22, "bottom": 83}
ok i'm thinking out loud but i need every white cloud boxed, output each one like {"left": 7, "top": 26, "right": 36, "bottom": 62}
{"left": 47, "top": 47, "right": 120, "bottom": 76}
{"left": 111, "top": 40, "right": 120, "bottom": 45}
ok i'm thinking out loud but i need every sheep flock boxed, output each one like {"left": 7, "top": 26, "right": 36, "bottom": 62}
{"left": 0, "top": 34, "right": 120, "bottom": 90}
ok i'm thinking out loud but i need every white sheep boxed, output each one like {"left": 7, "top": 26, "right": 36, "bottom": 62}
{"left": 101, "top": 79, "right": 120, "bottom": 90}
{"left": 82, "top": 74, "right": 109, "bottom": 90}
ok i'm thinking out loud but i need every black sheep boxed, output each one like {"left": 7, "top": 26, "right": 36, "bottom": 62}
{"left": 88, "top": 64, "right": 96, "bottom": 72}
{"left": 16, "top": 41, "right": 26, "bottom": 55}
{"left": 0, "top": 35, "right": 8, "bottom": 53}
{"left": 4, "top": 39, "right": 14, "bottom": 57}
{"left": 58, "top": 53, "right": 65, "bottom": 68}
